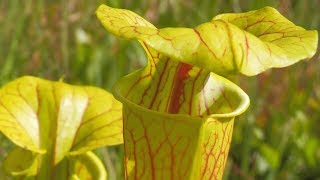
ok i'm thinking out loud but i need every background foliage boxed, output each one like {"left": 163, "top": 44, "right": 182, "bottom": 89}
{"left": 0, "top": 0, "right": 319, "bottom": 179}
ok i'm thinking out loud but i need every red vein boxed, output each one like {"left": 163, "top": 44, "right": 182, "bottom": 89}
{"left": 209, "top": 122, "right": 230, "bottom": 179}
{"left": 71, "top": 118, "right": 121, "bottom": 148}
{"left": 193, "top": 28, "right": 218, "bottom": 59}
{"left": 144, "top": 127, "right": 155, "bottom": 180}
{"left": 148, "top": 58, "right": 169, "bottom": 109}
{"left": 244, "top": 18, "right": 276, "bottom": 30}
{"left": 168, "top": 63, "right": 193, "bottom": 113}
{"left": 200, "top": 131, "right": 218, "bottom": 179}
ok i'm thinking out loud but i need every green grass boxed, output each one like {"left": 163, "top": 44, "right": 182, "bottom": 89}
{"left": 0, "top": 0, "right": 319, "bottom": 179}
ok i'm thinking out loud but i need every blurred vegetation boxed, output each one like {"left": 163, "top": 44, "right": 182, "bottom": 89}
{"left": 0, "top": 0, "right": 319, "bottom": 179}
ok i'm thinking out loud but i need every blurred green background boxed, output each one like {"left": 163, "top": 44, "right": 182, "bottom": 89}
{"left": 0, "top": 0, "right": 319, "bottom": 179}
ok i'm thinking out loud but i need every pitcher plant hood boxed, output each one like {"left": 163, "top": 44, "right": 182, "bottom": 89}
{"left": 96, "top": 5, "right": 318, "bottom": 76}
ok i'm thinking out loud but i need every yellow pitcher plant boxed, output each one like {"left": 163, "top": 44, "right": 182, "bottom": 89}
{"left": 96, "top": 4, "right": 317, "bottom": 180}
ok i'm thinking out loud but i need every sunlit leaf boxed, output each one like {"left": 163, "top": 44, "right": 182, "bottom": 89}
{"left": 0, "top": 76, "right": 122, "bottom": 178}
{"left": 212, "top": 7, "right": 318, "bottom": 75}
{"left": 97, "top": 5, "right": 318, "bottom": 76}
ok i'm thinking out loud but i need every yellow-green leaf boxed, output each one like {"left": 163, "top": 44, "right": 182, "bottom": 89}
{"left": 96, "top": 5, "right": 318, "bottom": 76}
{"left": 212, "top": 6, "right": 318, "bottom": 75}
{"left": 68, "top": 151, "right": 107, "bottom": 180}
{"left": 0, "top": 76, "right": 123, "bottom": 166}
{"left": 4, "top": 147, "right": 39, "bottom": 176}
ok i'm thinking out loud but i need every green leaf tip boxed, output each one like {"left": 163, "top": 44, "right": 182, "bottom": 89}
{"left": 96, "top": 4, "right": 318, "bottom": 76}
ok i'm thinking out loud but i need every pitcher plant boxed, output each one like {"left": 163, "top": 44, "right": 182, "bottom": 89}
{"left": 0, "top": 76, "right": 123, "bottom": 179}
{"left": 97, "top": 4, "right": 318, "bottom": 180}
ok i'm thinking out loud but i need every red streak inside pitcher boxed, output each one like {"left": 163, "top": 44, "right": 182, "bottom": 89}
{"left": 168, "top": 62, "right": 193, "bottom": 113}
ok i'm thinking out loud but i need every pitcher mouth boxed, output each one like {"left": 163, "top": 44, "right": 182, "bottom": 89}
{"left": 112, "top": 70, "right": 250, "bottom": 120}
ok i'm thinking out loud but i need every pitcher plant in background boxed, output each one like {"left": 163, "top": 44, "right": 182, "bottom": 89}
{"left": 0, "top": 76, "right": 123, "bottom": 179}
{"left": 97, "top": 4, "right": 318, "bottom": 180}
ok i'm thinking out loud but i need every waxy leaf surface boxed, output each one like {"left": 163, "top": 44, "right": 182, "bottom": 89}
{"left": 120, "top": 103, "right": 236, "bottom": 179}
{"left": 96, "top": 4, "right": 317, "bottom": 179}
{"left": 0, "top": 76, "right": 122, "bottom": 177}
{"left": 97, "top": 5, "right": 317, "bottom": 76}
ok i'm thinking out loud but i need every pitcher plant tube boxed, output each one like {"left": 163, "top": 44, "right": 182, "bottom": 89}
{"left": 97, "top": 5, "right": 318, "bottom": 179}
{"left": 96, "top": 4, "right": 317, "bottom": 180}
{"left": 0, "top": 76, "right": 123, "bottom": 180}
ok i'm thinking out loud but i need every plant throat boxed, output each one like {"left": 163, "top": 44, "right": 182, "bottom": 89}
{"left": 168, "top": 62, "right": 193, "bottom": 113}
